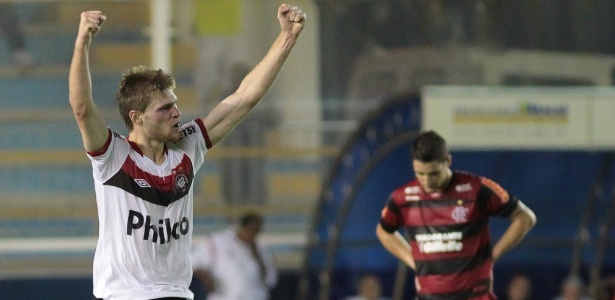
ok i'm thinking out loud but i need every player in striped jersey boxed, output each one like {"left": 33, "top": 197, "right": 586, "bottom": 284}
{"left": 69, "top": 5, "right": 306, "bottom": 300}
{"left": 377, "top": 131, "right": 536, "bottom": 300}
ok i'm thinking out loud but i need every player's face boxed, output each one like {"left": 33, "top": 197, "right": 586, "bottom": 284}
{"left": 245, "top": 221, "right": 262, "bottom": 241}
{"left": 358, "top": 276, "right": 382, "bottom": 299}
{"left": 141, "top": 89, "right": 182, "bottom": 142}
{"left": 239, "top": 221, "right": 262, "bottom": 243}
{"left": 413, "top": 156, "right": 452, "bottom": 193}
{"left": 507, "top": 276, "right": 532, "bottom": 300}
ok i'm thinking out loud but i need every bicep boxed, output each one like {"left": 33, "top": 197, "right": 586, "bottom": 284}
{"left": 376, "top": 224, "right": 399, "bottom": 245}
{"left": 509, "top": 201, "right": 537, "bottom": 226}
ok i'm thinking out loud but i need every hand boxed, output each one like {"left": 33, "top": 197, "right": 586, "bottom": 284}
{"left": 77, "top": 11, "right": 106, "bottom": 44}
{"left": 415, "top": 276, "right": 421, "bottom": 292}
{"left": 277, "top": 4, "right": 306, "bottom": 35}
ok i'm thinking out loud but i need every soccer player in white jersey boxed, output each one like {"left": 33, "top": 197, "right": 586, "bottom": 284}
{"left": 68, "top": 5, "right": 306, "bottom": 300}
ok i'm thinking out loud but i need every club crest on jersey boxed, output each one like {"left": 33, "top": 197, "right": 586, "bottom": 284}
{"left": 175, "top": 173, "right": 189, "bottom": 193}
{"left": 451, "top": 205, "right": 469, "bottom": 223}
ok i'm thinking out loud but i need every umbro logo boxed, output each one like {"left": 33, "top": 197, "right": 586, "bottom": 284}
{"left": 134, "top": 179, "right": 151, "bottom": 188}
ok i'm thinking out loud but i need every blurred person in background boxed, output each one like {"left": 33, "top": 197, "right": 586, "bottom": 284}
{"left": 376, "top": 130, "right": 537, "bottom": 300}
{"left": 191, "top": 212, "right": 277, "bottom": 300}
{"left": 0, "top": 3, "right": 35, "bottom": 68}
{"left": 192, "top": 0, "right": 246, "bottom": 112}
{"left": 553, "top": 276, "right": 594, "bottom": 300}
{"left": 593, "top": 274, "right": 615, "bottom": 300}
{"left": 605, "top": 274, "right": 615, "bottom": 300}
{"left": 345, "top": 273, "right": 391, "bottom": 300}
{"left": 192, "top": 1, "right": 277, "bottom": 206}
{"left": 216, "top": 62, "right": 277, "bottom": 205}
{"left": 505, "top": 273, "right": 533, "bottom": 300}
{"left": 68, "top": 4, "right": 305, "bottom": 299}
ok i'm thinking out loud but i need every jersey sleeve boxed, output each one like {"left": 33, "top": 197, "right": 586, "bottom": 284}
{"left": 172, "top": 118, "right": 212, "bottom": 173}
{"left": 86, "top": 129, "right": 130, "bottom": 183}
{"left": 477, "top": 176, "right": 519, "bottom": 217}
{"left": 379, "top": 192, "right": 405, "bottom": 233}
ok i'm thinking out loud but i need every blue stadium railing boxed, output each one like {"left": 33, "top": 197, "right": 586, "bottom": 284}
{"left": 298, "top": 94, "right": 422, "bottom": 300}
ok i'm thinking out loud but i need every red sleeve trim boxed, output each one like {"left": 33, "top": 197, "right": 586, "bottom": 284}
{"left": 480, "top": 177, "right": 510, "bottom": 203}
{"left": 86, "top": 128, "right": 112, "bottom": 157}
{"left": 195, "top": 118, "right": 212, "bottom": 149}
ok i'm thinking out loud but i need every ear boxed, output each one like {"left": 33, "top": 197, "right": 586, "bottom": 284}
{"left": 129, "top": 110, "right": 142, "bottom": 126}
{"left": 446, "top": 154, "right": 452, "bottom": 167}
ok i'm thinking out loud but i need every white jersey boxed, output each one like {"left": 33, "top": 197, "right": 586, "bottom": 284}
{"left": 191, "top": 227, "right": 278, "bottom": 300}
{"left": 89, "top": 119, "right": 211, "bottom": 300}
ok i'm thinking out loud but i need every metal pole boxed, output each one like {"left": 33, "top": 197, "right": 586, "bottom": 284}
{"left": 589, "top": 183, "right": 615, "bottom": 298}
{"left": 570, "top": 154, "right": 614, "bottom": 277}
{"left": 150, "top": 0, "right": 172, "bottom": 72}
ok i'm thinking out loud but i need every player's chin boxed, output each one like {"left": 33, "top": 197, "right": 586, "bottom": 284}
{"left": 166, "top": 131, "right": 182, "bottom": 143}
{"left": 423, "top": 186, "right": 437, "bottom": 193}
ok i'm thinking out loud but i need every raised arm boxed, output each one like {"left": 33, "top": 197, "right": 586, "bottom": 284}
{"left": 69, "top": 11, "right": 109, "bottom": 152}
{"left": 491, "top": 201, "right": 537, "bottom": 261}
{"left": 202, "top": 4, "right": 306, "bottom": 146}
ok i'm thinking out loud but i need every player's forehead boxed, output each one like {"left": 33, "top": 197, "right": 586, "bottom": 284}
{"left": 412, "top": 159, "right": 446, "bottom": 173}
{"left": 147, "top": 89, "right": 177, "bottom": 108}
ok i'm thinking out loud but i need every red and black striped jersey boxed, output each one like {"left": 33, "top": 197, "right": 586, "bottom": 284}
{"left": 380, "top": 171, "right": 518, "bottom": 300}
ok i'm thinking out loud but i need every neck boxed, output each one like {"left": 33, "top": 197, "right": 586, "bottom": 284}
{"left": 128, "top": 133, "right": 166, "bottom": 165}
